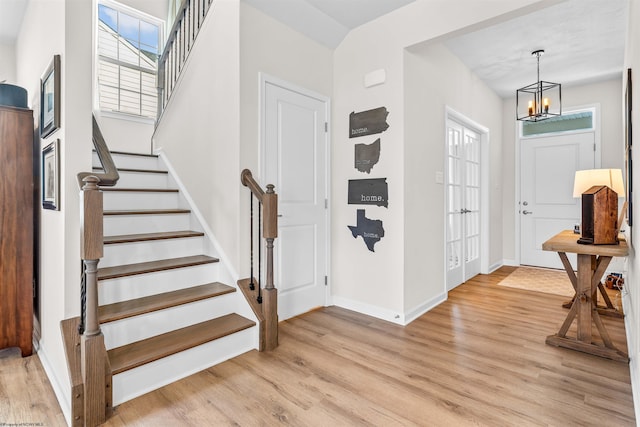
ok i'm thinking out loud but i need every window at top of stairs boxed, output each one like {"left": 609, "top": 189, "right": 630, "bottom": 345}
{"left": 97, "top": 0, "right": 164, "bottom": 120}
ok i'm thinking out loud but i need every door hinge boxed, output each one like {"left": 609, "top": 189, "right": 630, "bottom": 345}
{"left": 324, "top": 122, "right": 328, "bottom": 132}
{"left": 594, "top": 143, "right": 596, "bottom": 152}
{"left": 325, "top": 198, "right": 328, "bottom": 209}
{"left": 324, "top": 275, "right": 328, "bottom": 286}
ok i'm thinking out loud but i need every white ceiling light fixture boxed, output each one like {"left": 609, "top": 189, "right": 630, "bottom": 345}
{"left": 516, "top": 50, "right": 562, "bottom": 122}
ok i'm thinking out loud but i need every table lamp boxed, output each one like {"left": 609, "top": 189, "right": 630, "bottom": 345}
{"left": 573, "top": 169, "right": 625, "bottom": 245}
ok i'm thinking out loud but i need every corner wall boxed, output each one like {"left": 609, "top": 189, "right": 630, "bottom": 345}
{"left": 15, "top": 0, "right": 93, "bottom": 422}
{"left": 153, "top": 1, "right": 241, "bottom": 269}
{"left": 403, "top": 43, "right": 505, "bottom": 318}
{"left": 623, "top": 0, "right": 640, "bottom": 419}
{"left": 331, "top": 0, "right": 546, "bottom": 323}
{"left": 238, "top": 2, "right": 333, "bottom": 278}
{"left": 0, "top": 42, "right": 16, "bottom": 83}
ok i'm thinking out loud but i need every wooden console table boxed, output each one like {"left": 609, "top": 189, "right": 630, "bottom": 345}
{"left": 542, "top": 230, "right": 628, "bottom": 362}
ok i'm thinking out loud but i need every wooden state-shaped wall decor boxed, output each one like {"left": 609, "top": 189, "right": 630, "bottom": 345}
{"left": 349, "top": 107, "right": 389, "bottom": 138}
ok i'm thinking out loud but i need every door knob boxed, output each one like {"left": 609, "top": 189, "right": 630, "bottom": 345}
{"left": 522, "top": 210, "right": 533, "bottom": 215}
{"left": 522, "top": 201, "right": 528, "bottom": 206}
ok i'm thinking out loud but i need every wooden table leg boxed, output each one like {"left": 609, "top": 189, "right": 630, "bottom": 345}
{"left": 576, "top": 254, "right": 592, "bottom": 343}
{"left": 546, "top": 253, "right": 628, "bottom": 362}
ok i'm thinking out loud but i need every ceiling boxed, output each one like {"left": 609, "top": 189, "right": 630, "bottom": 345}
{"left": 0, "top": 0, "right": 28, "bottom": 44}
{"left": 443, "top": 0, "right": 629, "bottom": 98}
{"left": 246, "top": 0, "right": 628, "bottom": 98}
{"left": 243, "top": 0, "right": 415, "bottom": 49}
{"left": 0, "top": 0, "right": 629, "bottom": 98}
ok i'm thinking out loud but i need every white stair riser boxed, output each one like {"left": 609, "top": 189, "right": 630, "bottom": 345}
{"left": 104, "top": 213, "right": 191, "bottom": 235}
{"left": 98, "top": 263, "right": 220, "bottom": 304}
{"left": 102, "top": 237, "right": 205, "bottom": 268}
{"left": 94, "top": 153, "right": 160, "bottom": 170}
{"left": 97, "top": 170, "right": 169, "bottom": 189}
{"left": 103, "top": 191, "right": 180, "bottom": 211}
{"left": 102, "top": 293, "right": 239, "bottom": 349}
{"left": 112, "top": 327, "right": 257, "bottom": 406}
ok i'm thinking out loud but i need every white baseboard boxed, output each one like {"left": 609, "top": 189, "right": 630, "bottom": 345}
{"left": 622, "top": 291, "right": 640, "bottom": 424}
{"left": 37, "top": 343, "right": 71, "bottom": 426}
{"left": 404, "top": 292, "right": 448, "bottom": 325}
{"left": 332, "top": 296, "right": 405, "bottom": 325}
{"left": 502, "top": 259, "right": 518, "bottom": 267}
{"left": 332, "top": 292, "right": 447, "bottom": 326}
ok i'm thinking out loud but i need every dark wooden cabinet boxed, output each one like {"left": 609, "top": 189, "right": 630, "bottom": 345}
{"left": 0, "top": 105, "right": 34, "bottom": 357}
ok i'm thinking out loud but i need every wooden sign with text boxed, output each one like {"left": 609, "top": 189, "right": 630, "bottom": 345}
{"left": 349, "top": 107, "right": 389, "bottom": 138}
{"left": 348, "top": 178, "right": 388, "bottom": 208}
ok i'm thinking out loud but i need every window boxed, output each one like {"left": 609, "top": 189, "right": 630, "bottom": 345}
{"left": 521, "top": 111, "right": 594, "bottom": 137}
{"left": 97, "top": 1, "right": 163, "bottom": 119}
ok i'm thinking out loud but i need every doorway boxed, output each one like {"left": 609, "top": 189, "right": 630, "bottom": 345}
{"left": 518, "top": 109, "right": 599, "bottom": 269}
{"left": 445, "top": 111, "right": 488, "bottom": 291}
{"left": 260, "top": 75, "right": 329, "bottom": 320}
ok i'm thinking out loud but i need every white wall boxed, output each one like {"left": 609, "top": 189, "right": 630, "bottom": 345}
{"left": 154, "top": 2, "right": 334, "bottom": 278}
{"left": 623, "top": 0, "right": 640, "bottom": 420}
{"left": 238, "top": 2, "right": 333, "bottom": 277}
{"left": 15, "top": 0, "right": 93, "bottom": 423}
{"left": 501, "top": 78, "right": 624, "bottom": 263}
{"left": 153, "top": 0, "right": 242, "bottom": 269}
{"left": 403, "top": 43, "right": 504, "bottom": 318}
{"left": 0, "top": 42, "right": 16, "bottom": 83}
{"left": 96, "top": 114, "right": 154, "bottom": 154}
{"left": 331, "top": 0, "right": 547, "bottom": 323}
{"left": 115, "top": 0, "right": 167, "bottom": 20}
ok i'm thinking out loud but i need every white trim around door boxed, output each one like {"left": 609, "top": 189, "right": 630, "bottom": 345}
{"left": 444, "top": 107, "right": 490, "bottom": 292}
{"left": 258, "top": 73, "right": 331, "bottom": 319}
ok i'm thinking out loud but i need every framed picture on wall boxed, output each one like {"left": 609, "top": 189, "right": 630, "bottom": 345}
{"left": 42, "top": 139, "right": 60, "bottom": 210}
{"left": 625, "top": 68, "right": 633, "bottom": 227}
{"left": 40, "top": 54, "right": 60, "bottom": 138}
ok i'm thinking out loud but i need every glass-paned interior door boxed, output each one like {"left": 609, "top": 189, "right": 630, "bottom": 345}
{"left": 446, "top": 119, "right": 481, "bottom": 290}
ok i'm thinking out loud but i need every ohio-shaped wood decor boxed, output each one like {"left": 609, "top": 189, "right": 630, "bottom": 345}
{"left": 355, "top": 138, "right": 381, "bottom": 174}
{"left": 349, "top": 107, "right": 389, "bottom": 138}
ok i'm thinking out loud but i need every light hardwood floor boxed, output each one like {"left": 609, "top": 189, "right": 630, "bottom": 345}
{"left": 1, "top": 267, "right": 635, "bottom": 426}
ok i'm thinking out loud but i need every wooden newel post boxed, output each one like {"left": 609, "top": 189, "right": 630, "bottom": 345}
{"left": 263, "top": 184, "right": 278, "bottom": 350}
{"left": 80, "top": 176, "right": 107, "bottom": 426}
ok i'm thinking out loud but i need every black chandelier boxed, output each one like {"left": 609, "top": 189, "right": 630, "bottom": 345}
{"left": 516, "top": 50, "right": 561, "bottom": 122}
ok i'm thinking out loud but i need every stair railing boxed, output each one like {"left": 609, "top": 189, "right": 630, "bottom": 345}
{"left": 157, "top": 0, "right": 214, "bottom": 120}
{"left": 241, "top": 169, "right": 279, "bottom": 351}
{"left": 75, "top": 115, "right": 120, "bottom": 426}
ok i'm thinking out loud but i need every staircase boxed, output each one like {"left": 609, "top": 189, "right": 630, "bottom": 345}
{"left": 91, "top": 150, "right": 258, "bottom": 406}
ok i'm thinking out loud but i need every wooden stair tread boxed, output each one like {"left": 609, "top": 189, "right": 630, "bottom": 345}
{"left": 100, "top": 188, "right": 179, "bottom": 193}
{"left": 107, "top": 314, "right": 255, "bottom": 375}
{"left": 98, "top": 255, "right": 219, "bottom": 280}
{"left": 99, "top": 282, "right": 235, "bottom": 323}
{"left": 93, "top": 167, "right": 168, "bottom": 174}
{"left": 103, "top": 209, "right": 190, "bottom": 215}
{"left": 104, "top": 230, "right": 204, "bottom": 244}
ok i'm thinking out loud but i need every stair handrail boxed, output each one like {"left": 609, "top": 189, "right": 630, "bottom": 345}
{"left": 76, "top": 115, "right": 120, "bottom": 188}
{"left": 157, "top": 0, "right": 214, "bottom": 121}
{"left": 74, "top": 114, "right": 119, "bottom": 425}
{"left": 241, "top": 169, "right": 279, "bottom": 351}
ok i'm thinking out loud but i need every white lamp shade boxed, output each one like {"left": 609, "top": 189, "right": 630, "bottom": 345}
{"left": 573, "top": 169, "right": 625, "bottom": 198}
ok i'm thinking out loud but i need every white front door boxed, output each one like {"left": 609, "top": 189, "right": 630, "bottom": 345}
{"left": 520, "top": 132, "right": 595, "bottom": 268}
{"left": 263, "top": 78, "right": 328, "bottom": 320}
{"left": 446, "top": 119, "right": 482, "bottom": 290}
